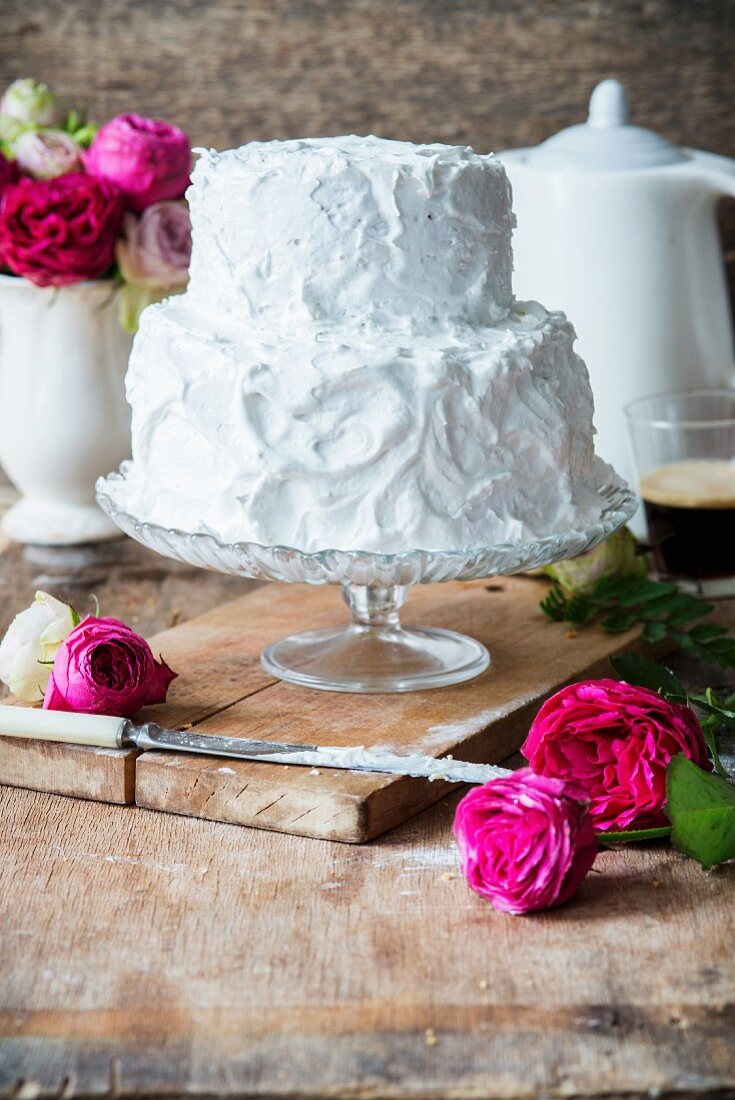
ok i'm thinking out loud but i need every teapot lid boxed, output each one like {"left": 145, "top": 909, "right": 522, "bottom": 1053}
{"left": 526, "top": 79, "right": 686, "bottom": 171}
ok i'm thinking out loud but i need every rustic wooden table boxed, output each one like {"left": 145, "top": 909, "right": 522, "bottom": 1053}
{"left": 1, "top": 527, "right": 734, "bottom": 1100}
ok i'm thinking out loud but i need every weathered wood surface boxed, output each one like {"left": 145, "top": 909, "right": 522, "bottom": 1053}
{"left": 0, "top": 531, "right": 733, "bottom": 1096}
{"left": 0, "top": 734, "right": 136, "bottom": 804}
{"left": 1, "top": 0, "right": 734, "bottom": 307}
{"left": 1, "top": 783, "right": 734, "bottom": 1100}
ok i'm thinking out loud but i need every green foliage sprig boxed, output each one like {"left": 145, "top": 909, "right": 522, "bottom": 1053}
{"left": 541, "top": 574, "right": 735, "bottom": 671}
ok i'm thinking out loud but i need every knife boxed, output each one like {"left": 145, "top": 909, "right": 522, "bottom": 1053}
{"left": 0, "top": 705, "right": 510, "bottom": 786}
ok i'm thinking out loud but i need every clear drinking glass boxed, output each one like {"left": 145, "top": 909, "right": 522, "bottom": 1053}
{"left": 625, "top": 388, "right": 735, "bottom": 597}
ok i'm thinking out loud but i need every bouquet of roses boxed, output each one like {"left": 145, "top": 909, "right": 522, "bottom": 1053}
{"left": 0, "top": 78, "right": 192, "bottom": 332}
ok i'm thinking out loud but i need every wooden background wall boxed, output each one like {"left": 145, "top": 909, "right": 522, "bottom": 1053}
{"left": 1, "top": 0, "right": 733, "bottom": 157}
{"left": 1, "top": 0, "right": 734, "bottom": 288}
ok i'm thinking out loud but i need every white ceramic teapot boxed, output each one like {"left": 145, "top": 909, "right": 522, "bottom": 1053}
{"left": 500, "top": 79, "right": 735, "bottom": 496}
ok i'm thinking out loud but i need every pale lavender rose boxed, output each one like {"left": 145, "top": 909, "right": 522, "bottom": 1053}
{"left": 116, "top": 201, "right": 191, "bottom": 289}
{"left": 12, "top": 129, "right": 81, "bottom": 179}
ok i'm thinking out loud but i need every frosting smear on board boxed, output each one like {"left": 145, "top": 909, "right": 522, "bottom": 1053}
{"left": 116, "top": 135, "right": 609, "bottom": 553}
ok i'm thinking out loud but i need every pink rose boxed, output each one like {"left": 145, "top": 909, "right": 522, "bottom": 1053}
{"left": 116, "top": 201, "right": 191, "bottom": 288}
{"left": 84, "top": 113, "right": 190, "bottom": 212}
{"left": 522, "top": 679, "right": 710, "bottom": 833}
{"left": 453, "top": 769, "right": 598, "bottom": 915}
{"left": 43, "top": 616, "right": 177, "bottom": 718}
{"left": 0, "top": 173, "right": 124, "bottom": 286}
{"left": 12, "top": 129, "right": 81, "bottom": 179}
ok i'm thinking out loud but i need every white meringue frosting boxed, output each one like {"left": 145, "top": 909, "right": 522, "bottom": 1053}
{"left": 118, "top": 135, "right": 607, "bottom": 553}
{"left": 187, "top": 136, "right": 514, "bottom": 331}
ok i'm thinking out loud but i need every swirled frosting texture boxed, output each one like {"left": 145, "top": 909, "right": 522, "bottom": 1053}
{"left": 124, "top": 298, "right": 603, "bottom": 552}
{"left": 120, "top": 135, "right": 607, "bottom": 553}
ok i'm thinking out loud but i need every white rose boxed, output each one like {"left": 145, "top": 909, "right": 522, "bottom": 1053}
{"left": 0, "top": 79, "right": 63, "bottom": 126}
{"left": 0, "top": 591, "right": 79, "bottom": 703}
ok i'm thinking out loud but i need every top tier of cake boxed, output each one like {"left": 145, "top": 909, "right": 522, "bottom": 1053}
{"left": 186, "top": 135, "right": 514, "bottom": 331}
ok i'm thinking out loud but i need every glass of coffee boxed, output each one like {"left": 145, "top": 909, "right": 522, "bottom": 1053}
{"left": 625, "top": 388, "right": 735, "bottom": 597}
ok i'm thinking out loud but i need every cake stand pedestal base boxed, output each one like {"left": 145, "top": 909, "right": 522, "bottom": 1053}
{"left": 261, "top": 583, "right": 490, "bottom": 693}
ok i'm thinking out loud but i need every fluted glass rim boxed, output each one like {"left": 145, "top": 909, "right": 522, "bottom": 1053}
{"left": 96, "top": 461, "right": 637, "bottom": 586}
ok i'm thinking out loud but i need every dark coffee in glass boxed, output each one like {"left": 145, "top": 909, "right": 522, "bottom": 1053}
{"left": 626, "top": 389, "right": 735, "bottom": 596}
{"left": 640, "top": 460, "right": 735, "bottom": 580}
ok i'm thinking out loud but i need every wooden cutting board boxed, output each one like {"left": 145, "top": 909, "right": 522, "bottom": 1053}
{"left": 0, "top": 576, "right": 655, "bottom": 842}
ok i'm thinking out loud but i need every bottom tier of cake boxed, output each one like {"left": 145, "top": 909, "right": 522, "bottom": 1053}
{"left": 120, "top": 298, "right": 608, "bottom": 553}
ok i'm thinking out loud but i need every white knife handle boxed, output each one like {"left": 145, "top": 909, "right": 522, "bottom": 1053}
{"left": 0, "top": 705, "right": 126, "bottom": 749}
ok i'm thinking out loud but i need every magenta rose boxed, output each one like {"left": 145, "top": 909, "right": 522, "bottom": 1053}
{"left": 116, "top": 201, "right": 191, "bottom": 288}
{"left": 43, "top": 616, "right": 177, "bottom": 718}
{"left": 84, "top": 113, "right": 190, "bottom": 212}
{"left": 453, "top": 769, "right": 598, "bottom": 915}
{"left": 522, "top": 679, "right": 710, "bottom": 833}
{"left": 0, "top": 173, "right": 124, "bottom": 286}
{"left": 0, "top": 151, "right": 19, "bottom": 199}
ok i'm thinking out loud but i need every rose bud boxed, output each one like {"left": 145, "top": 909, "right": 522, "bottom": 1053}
{"left": 84, "top": 113, "right": 191, "bottom": 212}
{"left": 454, "top": 769, "right": 598, "bottom": 915}
{"left": 522, "top": 679, "right": 710, "bottom": 833}
{"left": 116, "top": 201, "right": 191, "bottom": 288}
{"left": 0, "top": 173, "right": 124, "bottom": 286}
{"left": 542, "top": 527, "right": 648, "bottom": 597}
{"left": 0, "top": 78, "right": 64, "bottom": 126}
{"left": 43, "top": 616, "right": 177, "bottom": 718}
{"left": 12, "top": 129, "right": 81, "bottom": 180}
{"left": 0, "top": 591, "right": 79, "bottom": 703}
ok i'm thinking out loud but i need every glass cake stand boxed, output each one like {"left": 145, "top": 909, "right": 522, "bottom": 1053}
{"left": 96, "top": 463, "right": 637, "bottom": 693}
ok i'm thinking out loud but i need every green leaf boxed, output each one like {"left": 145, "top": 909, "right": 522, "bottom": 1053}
{"left": 610, "top": 653, "right": 684, "bottom": 696}
{"left": 642, "top": 621, "right": 669, "bottom": 644}
{"left": 539, "top": 586, "right": 568, "bottom": 622}
{"left": 688, "top": 694, "right": 735, "bottom": 728}
{"left": 600, "top": 826, "right": 672, "bottom": 844}
{"left": 666, "top": 755, "right": 735, "bottom": 870}
{"left": 607, "top": 576, "right": 676, "bottom": 607}
{"left": 698, "top": 715, "right": 728, "bottom": 779}
{"left": 72, "top": 123, "right": 98, "bottom": 148}
{"left": 600, "top": 613, "right": 638, "bottom": 633}
{"left": 688, "top": 622, "right": 728, "bottom": 642}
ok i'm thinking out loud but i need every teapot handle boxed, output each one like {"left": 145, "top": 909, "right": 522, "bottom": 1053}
{"left": 683, "top": 151, "right": 735, "bottom": 374}
{"left": 708, "top": 173, "right": 735, "bottom": 199}
{"left": 689, "top": 149, "right": 735, "bottom": 198}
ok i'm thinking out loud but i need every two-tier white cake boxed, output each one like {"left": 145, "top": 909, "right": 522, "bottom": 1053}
{"left": 117, "top": 135, "right": 607, "bottom": 553}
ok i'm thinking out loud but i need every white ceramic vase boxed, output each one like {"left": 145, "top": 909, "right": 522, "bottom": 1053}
{"left": 0, "top": 274, "right": 133, "bottom": 545}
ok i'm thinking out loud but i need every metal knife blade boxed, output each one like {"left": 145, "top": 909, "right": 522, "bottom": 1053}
{"left": 121, "top": 721, "right": 510, "bottom": 786}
